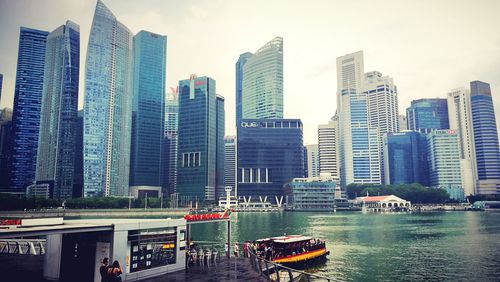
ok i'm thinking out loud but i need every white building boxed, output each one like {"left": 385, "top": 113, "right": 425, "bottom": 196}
{"left": 447, "top": 88, "right": 477, "bottom": 196}
{"left": 398, "top": 115, "right": 407, "bottom": 131}
{"left": 427, "top": 130, "right": 463, "bottom": 191}
{"left": 224, "top": 136, "right": 237, "bottom": 194}
{"left": 355, "top": 195, "right": 411, "bottom": 212}
{"left": 305, "top": 144, "right": 320, "bottom": 178}
{"left": 318, "top": 118, "right": 339, "bottom": 179}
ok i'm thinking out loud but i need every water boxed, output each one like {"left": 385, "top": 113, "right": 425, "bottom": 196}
{"left": 190, "top": 211, "right": 500, "bottom": 281}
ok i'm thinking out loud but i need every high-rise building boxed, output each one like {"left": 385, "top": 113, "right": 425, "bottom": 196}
{"left": 447, "top": 88, "right": 476, "bottom": 196}
{"left": 129, "top": 31, "right": 167, "bottom": 188}
{"left": 162, "top": 88, "right": 179, "bottom": 196}
{"left": 242, "top": 37, "right": 283, "bottom": 119}
{"left": 224, "top": 136, "right": 236, "bottom": 194}
{"left": 73, "top": 110, "right": 84, "bottom": 198}
{"left": 235, "top": 52, "right": 252, "bottom": 127}
{"left": 384, "top": 131, "right": 428, "bottom": 186}
{"left": 0, "top": 74, "right": 3, "bottom": 103}
{"left": 427, "top": 130, "right": 462, "bottom": 191}
{"left": 364, "top": 70, "right": 399, "bottom": 184}
{"left": 406, "top": 98, "right": 449, "bottom": 133}
{"left": 177, "top": 76, "right": 224, "bottom": 202}
{"left": 237, "top": 119, "right": 304, "bottom": 203}
{"left": 11, "top": 27, "right": 49, "bottom": 192}
{"left": 398, "top": 115, "right": 407, "bottom": 131}
{"left": 0, "top": 108, "right": 13, "bottom": 190}
{"left": 470, "top": 81, "right": 500, "bottom": 195}
{"left": 83, "top": 0, "right": 133, "bottom": 197}
{"left": 35, "top": 21, "right": 80, "bottom": 200}
{"left": 216, "top": 95, "right": 226, "bottom": 198}
{"left": 318, "top": 117, "right": 339, "bottom": 179}
{"left": 337, "top": 51, "right": 381, "bottom": 188}
{"left": 305, "top": 144, "right": 320, "bottom": 178}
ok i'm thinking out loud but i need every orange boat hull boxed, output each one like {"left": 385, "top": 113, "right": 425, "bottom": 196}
{"left": 273, "top": 248, "right": 328, "bottom": 264}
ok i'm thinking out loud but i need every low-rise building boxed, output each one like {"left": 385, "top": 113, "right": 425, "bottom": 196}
{"left": 355, "top": 195, "right": 411, "bottom": 212}
{"left": 284, "top": 176, "right": 338, "bottom": 211}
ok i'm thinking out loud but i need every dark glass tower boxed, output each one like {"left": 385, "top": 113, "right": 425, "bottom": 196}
{"left": 470, "top": 81, "right": 500, "bottom": 195}
{"left": 406, "top": 98, "right": 449, "bottom": 133}
{"left": 11, "top": 27, "right": 49, "bottom": 191}
{"left": 130, "top": 31, "right": 167, "bottom": 187}
{"left": 237, "top": 119, "right": 304, "bottom": 203}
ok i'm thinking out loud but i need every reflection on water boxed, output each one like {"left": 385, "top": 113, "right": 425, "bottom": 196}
{"left": 191, "top": 211, "right": 500, "bottom": 281}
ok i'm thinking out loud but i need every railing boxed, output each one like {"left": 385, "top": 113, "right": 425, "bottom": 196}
{"left": 247, "top": 249, "right": 332, "bottom": 282}
{"left": 0, "top": 239, "right": 46, "bottom": 255}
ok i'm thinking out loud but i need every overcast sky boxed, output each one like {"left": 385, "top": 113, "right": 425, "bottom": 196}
{"left": 1, "top": 0, "right": 499, "bottom": 144}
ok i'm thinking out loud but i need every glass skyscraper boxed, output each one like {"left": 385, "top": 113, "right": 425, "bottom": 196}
{"left": 242, "top": 37, "right": 283, "bottom": 119}
{"left": 130, "top": 31, "right": 167, "bottom": 188}
{"left": 384, "top": 131, "right": 428, "bottom": 186}
{"left": 470, "top": 81, "right": 500, "bottom": 195}
{"left": 0, "top": 74, "right": 3, "bottom": 103}
{"left": 406, "top": 98, "right": 449, "bottom": 133}
{"left": 35, "top": 21, "right": 80, "bottom": 200}
{"left": 235, "top": 52, "right": 252, "bottom": 127}
{"left": 237, "top": 119, "right": 304, "bottom": 203}
{"left": 427, "top": 130, "right": 462, "bottom": 190}
{"left": 83, "top": 0, "right": 133, "bottom": 197}
{"left": 0, "top": 108, "right": 13, "bottom": 190}
{"left": 11, "top": 27, "right": 49, "bottom": 191}
{"left": 162, "top": 89, "right": 179, "bottom": 196}
{"left": 177, "top": 76, "right": 224, "bottom": 202}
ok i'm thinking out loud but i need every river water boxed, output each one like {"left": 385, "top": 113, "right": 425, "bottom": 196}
{"left": 190, "top": 211, "right": 500, "bottom": 281}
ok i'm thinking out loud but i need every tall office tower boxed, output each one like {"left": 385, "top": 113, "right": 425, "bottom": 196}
{"left": 235, "top": 52, "right": 252, "bottom": 127}
{"left": 237, "top": 119, "right": 304, "bottom": 203}
{"left": 83, "top": 0, "right": 133, "bottom": 197}
{"left": 242, "top": 37, "right": 283, "bottom": 119}
{"left": 177, "top": 76, "right": 224, "bottom": 202}
{"left": 0, "top": 108, "right": 13, "bottom": 190}
{"left": 406, "top": 98, "right": 449, "bottom": 133}
{"left": 470, "top": 81, "right": 500, "bottom": 195}
{"left": 224, "top": 136, "right": 236, "bottom": 194}
{"left": 0, "top": 74, "right": 3, "bottom": 103}
{"left": 162, "top": 88, "right": 179, "bottom": 196}
{"left": 35, "top": 21, "right": 80, "bottom": 200}
{"left": 305, "top": 144, "right": 320, "bottom": 178}
{"left": 364, "top": 71, "right": 399, "bottom": 184}
{"left": 384, "top": 131, "right": 428, "bottom": 186}
{"left": 129, "top": 31, "right": 167, "bottom": 189}
{"left": 216, "top": 95, "right": 226, "bottom": 198}
{"left": 318, "top": 117, "right": 339, "bottom": 178}
{"left": 398, "top": 115, "right": 407, "bottom": 131}
{"left": 336, "top": 51, "right": 381, "bottom": 188}
{"left": 447, "top": 88, "right": 476, "bottom": 196}
{"left": 73, "top": 110, "right": 84, "bottom": 198}
{"left": 427, "top": 130, "right": 462, "bottom": 191}
{"left": 11, "top": 27, "right": 49, "bottom": 191}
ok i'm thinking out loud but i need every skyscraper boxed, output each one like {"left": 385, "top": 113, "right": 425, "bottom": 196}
{"left": 470, "top": 81, "right": 500, "bottom": 195}
{"left": 35, "top": 21, "right": 80, "bottom": 200}
{"left": 162, "top": 88, "right": 179, "bottom": 196}
{"left": 0, "top": 74, "right": 3, "bottom": 103}
{"left": 224, "top": 136, "right": 236, "bottom": 194}
{"left": 305, "top": 144, "right": 320, "bottom": 178}
{"left": 447, "top": 87, "right": 476, "bottom": 196}
{"left": 0, "top": 108, "right": 13, "bottom": 190}
{"left": 177, "top": 75, "right": 224, "bottom": 202}
{"left": 406, "top": 98, "right": 449, "bottom": 133}
{"left": 427, "top": 130, "right": 462, "bottom": 191}
{"left": 318, "top": 118, "right": 339, "bottom": 179}
{"left": 129, "top": 30, "right": 167, "bottom": 188}
{"left": 384, "top": 131, "right": 428, "bottom": 186}
{"left": 337, "top": 51, "right": 381, "bottom": 188}
{"left": 73, "top": 110, "right": 84, "bottom": 198}
{"left": 216, "top": 95, "right": 226, "bottom": 198}
{"left": 235, "top": 52, "right": 252, "bottom": 127}
{"left": 242, "top": 37, "right": 283, "bottom": 119}
{"left": 11, "top": 27, "right": 49, "bottom": 191}
{"left": 398, "top": 115, "right": 407, "bottom": 131}
{"left": 83, "top": 0, "right": 133, "bottom": 197}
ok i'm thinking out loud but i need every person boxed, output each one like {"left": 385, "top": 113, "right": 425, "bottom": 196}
{"left": 234, "top": 242, "right": 239, "bottom": 257}
{"left": 225, "top": 242, "right": 229, "bottom": 258}
{"left": 265, "top": 246, "right": 272, "bottom": 261}
{"left": 99, "top": 257, "right": 109, "bottom": 282}
{"left": 107, "top": 260, "right": 123, "bottom": 282}
{"left": 243, "top": 241, "right": 249, "bottom": 257}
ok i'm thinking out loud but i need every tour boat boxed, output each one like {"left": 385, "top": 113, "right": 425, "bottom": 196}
{"left": 256, "top": 235, "right": 329, "bottom": 268}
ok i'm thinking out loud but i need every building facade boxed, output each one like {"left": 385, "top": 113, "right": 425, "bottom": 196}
{"left": 35, "top": 21, "right": 80, "bottom": 200}
{"left": 0, "top": 108, "right": 13, "bottom": 190}
{"left": 162, "top": 89, "right": 179, "bottom": 196}
{"left": 337, "top": 51, "right": 381, "bottom": 188}
{"left": 83, "top": 0, "right": 133, "bottom": 197}
{"left": 406, "top": 98, "right": 449, "bottom": 133}
{"left": 318, "top": 118, "right": 339, "bottom": 179}
{"left": 284, "top": 177, "right": 337, "bottom": 211}
{"left": 129, "top": 30, "right": 167, "bottom": 188}
{"left": 235, "top": 52, "right": 252, "bottom": 127}
{"left": 177, "top": 76, "right": 224, "bottom": 202}
{"left": 11, "top": 27, "right": 49, "bottom": 191}
{"left": 241, "top": 37, "right": 283, "bottom": 119}
{"left": 0, "top": 74, "right": 3, "bottom": 103}
{"left": 216, "top": 95, "right": 225, "bottom": 198}
{"left": 305, "top": 144, "right": 320, "bottom": 178}
{"left": 73, "top": 110, "right": 84, "bottom": 198}
{"left": 398, "top": 115, "right": 407, "bottom": 131}
{"left": 383, "top": 131, "right": 428, "bottom": 186}
{"left": 237, "top": 119, "right": 304, "bottom": 204}
{"left": 470, "top": 80, "right": 500, "bottom": 195}
{"left": 224, "top": 136, "right": 237, "bottom": 194}
{"left": 427, "top": 130, "right": 462, "bottom": 191}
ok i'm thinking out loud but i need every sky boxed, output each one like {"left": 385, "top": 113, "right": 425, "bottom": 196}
{"left": 1, "top": 0, "right": 500, "bottom": 144}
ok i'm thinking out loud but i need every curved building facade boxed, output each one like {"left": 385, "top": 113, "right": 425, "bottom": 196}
{"left": 83, "top": 0, "right": 133, "bottom": 197}
{"left": 242, "top": 37, "right": 283, "bottom": 119}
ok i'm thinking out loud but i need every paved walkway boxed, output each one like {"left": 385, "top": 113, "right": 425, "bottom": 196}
{"left": 142, "top": 257, "right": 267, "bottom": 282}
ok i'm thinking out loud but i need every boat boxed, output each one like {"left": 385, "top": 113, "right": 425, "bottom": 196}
{"left": 256, "top": 235, "right": 329, "bottom": 268}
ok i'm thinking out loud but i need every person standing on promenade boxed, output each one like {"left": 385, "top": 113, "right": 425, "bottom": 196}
{"left": 107, "top": 260, "right": 123, "bottom": 282}
{"left": 234, "top": 242, "right": 239, "bottom": 257}
{"left": 243, "top": 241, "right": 249, "bottom": 257}
{"left": 99, "top": 257, "right": 110, "bottom": 282}
{"left": 225, "top": 242, "right": 229, "bottom": 258}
